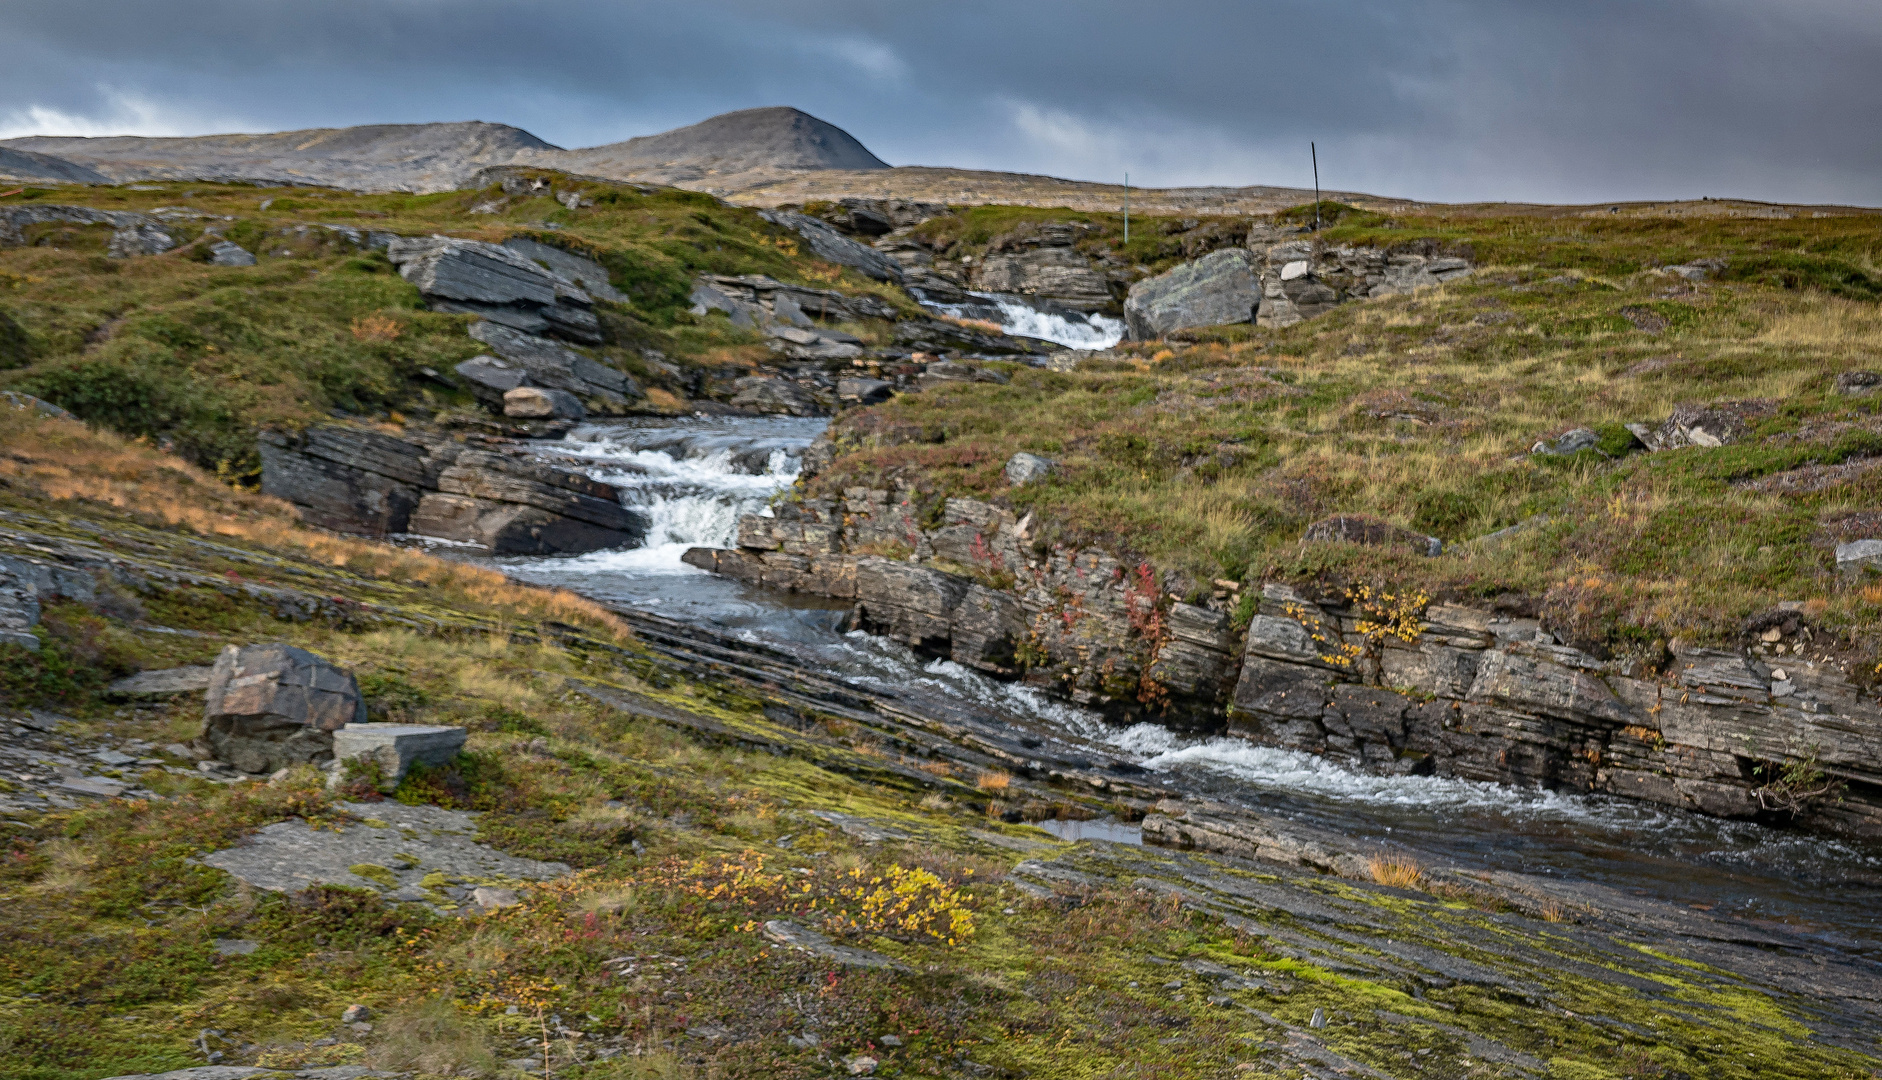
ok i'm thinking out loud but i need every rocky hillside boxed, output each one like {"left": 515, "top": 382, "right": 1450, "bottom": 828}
{"left": 553, "top": 106, "right": 890, "bottom": 191}
{"left": 2, "top": 391, "right": 1880, "bottom": 1079}
{"left": 0, "top": 147, "right": 110, "bottom": 186}
{"left": 681, "top": 199, "right": 1882, "bottom": 841}
{"left": 2, "top": 122, "right": 556, "bottom": 193}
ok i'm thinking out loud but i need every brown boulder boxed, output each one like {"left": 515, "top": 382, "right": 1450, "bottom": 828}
{"left": 201, "top": 643, "right": 366, "bottom": 774}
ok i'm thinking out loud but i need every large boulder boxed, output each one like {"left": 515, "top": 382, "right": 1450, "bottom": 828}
{"left": 1635, "top": 400, "right": 1773, "bottom": 450}
{"left": 1123, "top": 249, "right": 1260, "bottom": 340}
{"left": 201, "top": 643, "right": 366, "bottom": 774}
{"left": 758, "top": 209, "right": 903, "bottom": 282}
{"left": 387, "top": 235, "right": 602, "bottom": 344}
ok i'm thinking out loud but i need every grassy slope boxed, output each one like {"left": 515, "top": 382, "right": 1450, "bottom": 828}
{"left": 0, "top": 176, "right": 911, "bottom": 478}
{"left": 811, "top": 207, "right": 1882, "bottom": 667}
{"left": 2, "top": 398, "right": 1876, "bottom": 1078}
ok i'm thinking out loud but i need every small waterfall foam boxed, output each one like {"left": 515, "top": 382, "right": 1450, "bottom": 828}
{"left": 928, "top": 292, "right": 1124, "bottom": 350}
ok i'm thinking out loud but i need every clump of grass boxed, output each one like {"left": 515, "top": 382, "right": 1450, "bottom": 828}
{"left": 976, "top": 769, "right": 1012, "bottom": 792}
{"left": 1367, "top": 851, "right": 1425, "bottom": 890}
{"left": 366, "top": 997, "right": 497, "bottom": 1077}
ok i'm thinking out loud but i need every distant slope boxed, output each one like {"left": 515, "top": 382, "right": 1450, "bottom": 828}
{"left": 0, "top": 121, "right": 557, "bottom": 193}
{"left": 0, "top": 146, "right": 109, "bottom": 185}
{"left": 729, "top": 165, "right": 1415, "bottom": 215}
{"left": 549, "top": 106, "right": 889, "bottom": 191}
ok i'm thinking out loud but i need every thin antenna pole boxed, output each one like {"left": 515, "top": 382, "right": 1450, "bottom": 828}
{"left": 1311, "top": 143, "right": 1320, "bottom": 231}
{"left": 1123, "top": 172, "right": 1129, "bottom": 244}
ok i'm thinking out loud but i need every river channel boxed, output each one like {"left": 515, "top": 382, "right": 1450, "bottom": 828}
{"left": 483, "top": 414, "right": 1882, "bottom": 962}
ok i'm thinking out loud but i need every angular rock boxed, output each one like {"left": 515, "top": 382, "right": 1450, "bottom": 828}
{"left": 332, "top": 723, "right": 468, "bottom": 791}
{"left": 387, "top": 234, "right": 601, "bottom": 343}
{"left": 689, "top": 279, "right": 764, "bottom": 327}
{"left": 853, "top": 558, "right": 972, "bottom": 653}
{"left": 1124, "top": 249, "right": 1260, "bottom": 340}
{"left": 0, "top": 204, "right": 174, "bottom": 257}
{"left": 503, "top": 385, "right": 586, "bottom": 420}
{"left": 1835, "top": 371, "right": 1881, "bottom": 397}
{"left": 0, "top": 563, "right": 42, "bottom": 650}
{"left": 730, "top": 375, "right": 823, "bottom": 416}
{"left": 468, "top": 321, "right": 637, "bottom": 410}
{"left": 107, "top": 666, "right": 215, "bottom": 699}
{"left": 950, "top": 584, "right": 1026, "bottom": 675}
{"left": 758, "top": 209, "right": 903, "bottom": 282}
{"left": 500, "top": 236, "right": 626, "bottom": 303}
{"left": 977, "top": 245, "right": 1113, "bottom": 311}
{"left": 1836, "top": 539, "right": 1882, "bottom": 576}
{"left": 892, "top": 316, "right": 1046, "bottom": 356}
{"left": 202, "top": 643, "right": 367, "bottom": 774}
{"left": 1532, "top": 427, "right": 1601, "bottom": 455}
{"left": 207, "top": 240, "right": 257, "bottom": 267}
{"left": 452, "top": 354, "right": 531, "bottom": 407}
{"left": 1004, "top": 452, "right": 1055, "bottom": 486}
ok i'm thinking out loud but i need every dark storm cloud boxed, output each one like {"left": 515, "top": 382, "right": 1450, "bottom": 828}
{"left": 2, "top": 0, "right": 1878, "bottom": 204}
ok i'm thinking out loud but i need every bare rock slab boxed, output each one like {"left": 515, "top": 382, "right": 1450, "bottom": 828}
{"left": 107, "top": 665, "right": 214, "bottom": 699}
{"left": 199, "top": 800, "right": 568, "bottom": 897}
{"left": 760, "top": 919, "right": 909, "bottom": 970}
{"left": 332, "top": 722, "right": 468, "bottom": 790}
{"left": 202, "top": 643, "right": 366, "bottom": 774}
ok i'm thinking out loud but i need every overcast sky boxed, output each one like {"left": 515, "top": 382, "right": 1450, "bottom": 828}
{"left": 3, "top": 0, "right": 1878, "bottom": 205}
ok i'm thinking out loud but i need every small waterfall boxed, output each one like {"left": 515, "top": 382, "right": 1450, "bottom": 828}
{"left": 926, "top": 291, "right": 1125, "bottom": 350}
{"left": 535, "top": 416, "right": 821, "bottom": 573}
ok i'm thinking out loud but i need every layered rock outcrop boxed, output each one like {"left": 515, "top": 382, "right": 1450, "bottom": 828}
{"left": 685, "top": 488, "right": 1882, "bottom": 837}
{"left": 0, "top": 205, "right": 177, "bottom": 257}
{"left": 387, "top": 235, "right": 604, "bottom": 344}
{"left": 1122, "top": 225, "right": 1475, "bottom": 338}
{"left": 259, "top": 424, "right": 643, "bottom": 555}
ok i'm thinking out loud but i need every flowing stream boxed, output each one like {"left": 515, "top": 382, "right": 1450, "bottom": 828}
{"left": 925, "top": 291, "right": 1125, "bottom": 350}
{"left": 495, "top": 416, "right": 1882, "bottom": 959}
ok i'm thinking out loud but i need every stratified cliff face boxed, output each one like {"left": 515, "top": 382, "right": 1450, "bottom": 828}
{"left": 688, "top": 489, "right": 1882, "bottom": 840}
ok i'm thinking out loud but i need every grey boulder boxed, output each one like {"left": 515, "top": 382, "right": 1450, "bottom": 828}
{"left": 1004, "top": 452, "right": 1056, "bottom": 485}
{"left": 202, "top": 643, "right": 368, "bottom": 774}
{"left": 453, "top": 354, "right": 531, "bottom": 407}
{"left": 730, "top": 376, "right": 824, "bottom": 417}
{"left": 1124, "top": 249, "right": 1260, "bottom": 340}
{"left": 1836, "top": 540, "right": 1882, "bottom": 576}
{"left": 207, "top": 240, "right": 257, "bottom": 267}
{"left": 1835, "top": 371, "right": 1880, "bottom": 397}
{"left": 500, "top": 236, "right": 626, "bottom": 303}
{"left": 1531, "top": 428, "right": 1601, "bottom": 455}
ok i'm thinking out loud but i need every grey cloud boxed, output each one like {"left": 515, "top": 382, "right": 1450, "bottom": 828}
{"left": 1, "top": 0, "right": 1877, "bottom": 204}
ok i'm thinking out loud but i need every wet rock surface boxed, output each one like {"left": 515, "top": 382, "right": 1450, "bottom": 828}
{"left": 686, "top": 485, "right": 1882, "bottom": 837}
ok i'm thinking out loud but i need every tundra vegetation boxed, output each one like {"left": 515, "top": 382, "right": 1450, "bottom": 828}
{"left": 0, "top": 176, "right": 1879, "bottom": 1078}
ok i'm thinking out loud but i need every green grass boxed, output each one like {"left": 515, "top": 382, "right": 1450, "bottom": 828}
{"left": 811, "top": 216, "right": 1882, "bottom": 663}
{"left": 0, "top": 406, "right": 1873, "bottom": 1079}
{"left": 0, "top": 175, "right": 903, "bottom": 479}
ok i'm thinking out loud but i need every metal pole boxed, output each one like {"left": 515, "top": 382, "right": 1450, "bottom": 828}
{"left": 1123, "top": 172, "right": 1129, "bottom": 244}
{"left": 1311, "top": 143, "right": 1320, "bottom": 231}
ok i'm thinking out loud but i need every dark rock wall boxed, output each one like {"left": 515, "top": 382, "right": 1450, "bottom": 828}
{"left": 688, "top": 489, "right": 1882, "bottom": 837}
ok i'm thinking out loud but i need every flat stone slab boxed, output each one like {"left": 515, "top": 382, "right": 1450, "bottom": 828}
{"left": 199, "top": 800, "right": 567, "bottom": 898}
{"left": 331, "top": 723, "right": 468, "bottom": 789}
{"left": 107, "top": 666, "right": 214, "bottom": 698}
{"left": 760, "top": 919, "right": 909, "bottom": 971}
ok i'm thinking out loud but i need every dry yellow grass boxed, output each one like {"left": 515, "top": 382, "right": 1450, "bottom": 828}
{"left": 976, "top": 769, "right": 1012, "bottom": 792}
{"left": 348, "top": 312, "right": 404, "bottom": 342}
{"left": 0, "top": 407, "right": 633, "bottom": 641}
{"left": 1368, "top": 851, "right": 1426, "bottom": 890}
